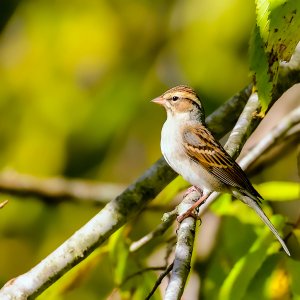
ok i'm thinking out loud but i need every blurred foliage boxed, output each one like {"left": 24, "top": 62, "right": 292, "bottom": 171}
{"left": 257, "top": 181, "right": 300, "bottom": 201}
{"left": 0, "top": 0, "right": 299, "bottom": 299}
{"left": 0, "top": 0, "right": 254, "bottom": 179}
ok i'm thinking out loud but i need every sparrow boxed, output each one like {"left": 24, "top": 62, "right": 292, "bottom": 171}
{"left": 152, "top": 85, "right": 290, "bottom": 256}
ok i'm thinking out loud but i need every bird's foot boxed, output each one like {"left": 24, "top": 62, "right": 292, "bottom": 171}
{"left": 177, "top": 193, "right": 208, "bottom": 223}
{"left": 177, "top": 209, "right": 200, "bottom": 222}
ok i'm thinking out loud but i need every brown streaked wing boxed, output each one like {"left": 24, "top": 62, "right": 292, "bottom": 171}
{"left": 182, "top": 125, "right": 262, "bottom": 201}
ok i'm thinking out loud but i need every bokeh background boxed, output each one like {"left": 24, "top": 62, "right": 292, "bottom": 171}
{"left": 0, "top": 0, "right": 299, "bottom": 299}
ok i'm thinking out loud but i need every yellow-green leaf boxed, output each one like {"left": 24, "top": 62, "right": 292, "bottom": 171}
{"left": 257, "top": 181, "right": 300, "bottom": 201}
{"left": 250, "top": 0, "right": 300, "bottom": 111}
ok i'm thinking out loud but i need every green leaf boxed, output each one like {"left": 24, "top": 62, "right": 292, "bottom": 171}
{"left": 211, "top": 194, "right": 271, "bottom": 225}
{"left": 287, "top": 255, "right": 300, "bottom": 299}
{"left": 241, "top": 255, "right": 280, "bottom": 300}
{"left": 108, "top": 228, "right": 130, "bottom": 286}
{"left": 268, "top": 0, "right": 300, "bottom": 61}
{"left": 257, "top": 181, "right": 300, "bottom": 201}
{"left": 218, "top": 215, "right": 286, "bottom": 300}
{"left": 249, "top": 25, "right": 274, "bottom": 112}
{"left": 250, "top": 0, "right": 300, "bottom": 111}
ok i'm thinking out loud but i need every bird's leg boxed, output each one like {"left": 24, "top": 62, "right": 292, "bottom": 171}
{"left": 177, "top": 191, "right": 209, "bottom": 223}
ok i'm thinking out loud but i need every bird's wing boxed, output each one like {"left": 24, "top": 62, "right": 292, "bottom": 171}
{"left": 182, "top": 124, "right": 262, "bottom": 202}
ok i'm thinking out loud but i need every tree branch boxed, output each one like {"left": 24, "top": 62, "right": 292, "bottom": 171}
{"left": 0, "top": 171, "right": 125, "bottom": 203}
{"left": 0, "top": 65, "right": 298, "bottom": 299}
{"left": 224, "top": 92, "right": 261, "bottom": 157}
{"left": 164, "top": 191, "right": 198, "bottom": 300}
{"left": 238, "top": 106, "right": 300, "bottom": 169}
{"left": 247, "top": 130, "right": 300, "bottom": 176}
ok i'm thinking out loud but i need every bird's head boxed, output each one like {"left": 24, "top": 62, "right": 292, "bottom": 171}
{"left": 152, "top": 85, "right": 205, "bottom": 122}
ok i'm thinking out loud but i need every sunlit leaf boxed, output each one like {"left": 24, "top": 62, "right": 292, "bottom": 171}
{"left": 109, "top": 228, "right": 130, "bottom": 286}
{"left": 257, "top": 181, "right": 300, "bottom": 201}
{"left": 249, "top": 24, "right": 274, "bottom": 112}
{"left": 242, "top": 255, "right": 280, "bottom": 300}
{"left": 250, "top": 0, "right": 300, "bottom": 111}
{"left": 267, "top": 0, "right": 300, "bottom": 61}
{"left": 211, "top": 194, "right": 273, "bottom": 225}
{"left": 265, "top": 266, "right": 290, "bottom": 300}
{"left": 287, "top": 257, "right": 300, "bottom": 299}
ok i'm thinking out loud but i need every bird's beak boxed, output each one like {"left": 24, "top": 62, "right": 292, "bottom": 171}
{"left": 151, "top": 96, "right": 165, "bottom": 106}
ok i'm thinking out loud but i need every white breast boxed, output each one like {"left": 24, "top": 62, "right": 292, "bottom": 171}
{"left": 160, "top": 115, "right": 223, "bottom": 193}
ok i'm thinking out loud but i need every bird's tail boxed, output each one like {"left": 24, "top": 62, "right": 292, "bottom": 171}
{"left": 239, "top": 193, "right": 290, "bottom": 256}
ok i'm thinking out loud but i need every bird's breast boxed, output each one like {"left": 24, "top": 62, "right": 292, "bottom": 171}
{"left": 160, "top": 118, "right": 225, "bottom": 192}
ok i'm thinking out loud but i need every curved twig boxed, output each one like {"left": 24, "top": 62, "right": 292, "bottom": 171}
{"left": 0, "top": 200, "right": 8, "bottom": 209}
{"left": 145, "top": 263, "right": 174, "bottom": 300}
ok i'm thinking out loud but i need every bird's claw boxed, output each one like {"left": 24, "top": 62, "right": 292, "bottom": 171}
{"left": 177, "top": 208, "right": 201, "bottom": 223}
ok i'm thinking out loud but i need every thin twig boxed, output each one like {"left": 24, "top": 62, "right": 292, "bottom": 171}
{"left": 0, "top": 200, "right": 8, "bottom": 209}
{"left": 145, "top": 263, "right": 174, "bottom": 300}
{"left": 107, "top": 266, "right": 169, "bottom": 300}
{"left": 120, "top": 266, "right": 167, "bottom": 287}
{"left": 130, "top": 208, "right": 178, "bottom": 252}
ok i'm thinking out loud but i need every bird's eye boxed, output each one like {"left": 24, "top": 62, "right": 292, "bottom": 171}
{"left": 172, "top": 96, "right": 179, "bottom": 101}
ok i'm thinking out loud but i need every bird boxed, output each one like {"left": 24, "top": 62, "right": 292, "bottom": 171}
{"left": 152, "top": 85, "right": 290, "bottom": 256}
